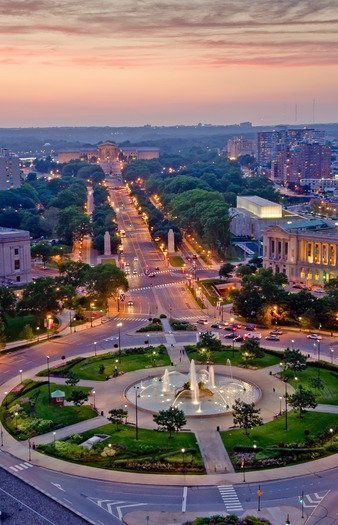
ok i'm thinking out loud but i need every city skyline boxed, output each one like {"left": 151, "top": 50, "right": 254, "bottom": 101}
{"left": 1, "top": 0, "right": 338, "bottom": 127}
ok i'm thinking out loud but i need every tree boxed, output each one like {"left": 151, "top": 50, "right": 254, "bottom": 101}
{"left": 283, "top": 348, "right": 307, "bottom": 373}
{"left": 0, "top": 287, "right": 16, "bottom": 323}
{"left": 288, "top": 386, "right": 317, "bottom": 417}
{"left": 19, "top": 324, "right": 34, "bottom": 340}
{"left": 240, "top": 339, "right": 264, "bottom": 361}
{"left": 66, "top": 389, "right": 89, "bottom": 407}
{"left": 88, "top": 263, "right": 128, "bottom": 304}
{"left": 153, "top": 406, "right": 187, "bottom": 438}
{"left": 16, "top": 277, "right": 60, "bottom": 318}
{"left": 58, "top": 260, "right": 91, "bottom": 288}
{"left": 232, "top": 399, "right": 263, "bottom": 435}
{"left": 196, "top": 331, "right": 222, "bottom": 352}
{"left": 56, "top": 206, "right": 92, "bottom": 245}
{"left": 65, "top": 371, "right": 80, "bottom": 387}
{"left": 309, "top": 376, "right": 325, "bottom": 392}
{"left": 219, "top": 263, "right": 233, "bottom": 280}
{"left": 107, "top": 408, "right": 127, "bottom": 430}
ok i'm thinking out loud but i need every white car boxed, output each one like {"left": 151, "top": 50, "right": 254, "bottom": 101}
{"left": 197, "top": 319, "right": 208, "bottom": 325}
{"left": 133, "top": 269, "right": 137, "bottom": 274}
{"left": 134, "top": 257, "right": 138, "bottom": 261}
{"left": 244, "top": 332, "right": 261, "bottom": 340}
{"left": 307, "top": 334, "right": 322, "bottom": 340}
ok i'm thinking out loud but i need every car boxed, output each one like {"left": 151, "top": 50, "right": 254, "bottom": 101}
{"left": 245, "top": 324, "right": 256, "bottom": 331}
{"left": 192, "top": 254, "right": 198, "bottom": 259}
{"left": 148, "top": 273, "right": 156, "bottom": 277}
{"left": 270, "top": 330, "right": 283, "bottom": 335}
{"left": 224, "top": 325, "right": 237, "bottom": 331}
{"left": 127, "top": 300, "right": 134, "bottom": 306}
{"left": 133, "top": 257, "right": 139, "bottom": 261}
{"left": 292, "top": 284, "right": 303, "bottom": 289}
{"left": 133, "top": 269, "right": 138, "bottom": 274}
{"left": 186, "top": 256, "right": 191, "bottom": 262}
{"left": 197, "top": 319, "right": 208, "bottom": 325}
{"left": 155, "top": 266, "right": 160, "bottom": 270}
{"left": 218, "top": 321, "right": 229, "bottom": 327}
{"left": 265, "top": 334, "right": 280, "bottom": 341}
{"left": 244, "top": 332, "right": 262, "bottom": 340}
{"left": 224, "top": 332, "right": 237, "bottom": 339}
{"left": 313, "top": 288, "right": 325, "bottom": 294}
{"left": 307, "top": 334, "right": 322, "bottom": 340}
{"left": 232, "top": 322, "right": 242, "bottom": 329}
{"left": 233, "top": 335, "right": 244, "bottom": 342}
{"left": 125, "top": 262, "right": 130, "bottom": 267}
{"left": 211, "top": 324, "right": 220, "bottom": 329}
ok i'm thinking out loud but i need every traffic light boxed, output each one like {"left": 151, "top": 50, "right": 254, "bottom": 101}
{"left": 299, "top": 494, "right": 303, "bottom": 504}
{"left": 285, "top": 513, "right": 290, "bottom": 525}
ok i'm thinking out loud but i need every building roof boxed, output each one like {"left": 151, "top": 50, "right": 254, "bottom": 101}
{"left": 238, "top": 195, "right": 280, "bottom": 208}
{"left": 283, "top": 219, "right": 329, "bottom": 230}
{"left": 51, "top": 390, "right": 65, "bottom": 398}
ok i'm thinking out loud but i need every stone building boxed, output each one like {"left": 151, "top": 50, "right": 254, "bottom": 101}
{"left": 0, "top": 228, "right": 32, "bottom": 285}
{"left": 263, "top": 223, "right": 338, "bottom": 286}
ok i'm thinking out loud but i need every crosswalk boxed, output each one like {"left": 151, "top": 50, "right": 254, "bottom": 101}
{"left": 130, "top": 281, "right": 187, "bottom": 292}
{"left": 9, "top": 461, "right": 34, "bottom": 473}
{"left": 218, "top": 485, "right": 243, "bottom": 512}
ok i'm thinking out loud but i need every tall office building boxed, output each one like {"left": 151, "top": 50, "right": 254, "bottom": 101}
{"left": 0, "top": 148, "right": 21, "bottom": 190}
{"left": 227, "top": 136, "right": 255, "bottom": 159}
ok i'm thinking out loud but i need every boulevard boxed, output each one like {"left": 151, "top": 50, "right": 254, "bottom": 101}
{"left": 0, "top": 186, "right": 337, "bottom": 524}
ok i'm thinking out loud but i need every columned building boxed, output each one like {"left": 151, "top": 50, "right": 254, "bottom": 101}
{"left": 263, "top": 224, "right": 338, "bottom": 286}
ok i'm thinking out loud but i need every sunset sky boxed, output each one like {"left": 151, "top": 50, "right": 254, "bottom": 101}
{"left": 1, "top": 0, "right": 338, "bottom": 127}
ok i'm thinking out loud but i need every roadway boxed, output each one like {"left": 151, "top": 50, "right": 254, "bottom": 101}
{"left": 0, "top": 184, "right": 337, "bottom": 524}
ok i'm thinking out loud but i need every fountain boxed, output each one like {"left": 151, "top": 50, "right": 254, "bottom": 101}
{"left": 226, "top": 358, "right": 233, "bottom": 380}
{"left": 125, "top": 360, "right": 260, "bottom": 417}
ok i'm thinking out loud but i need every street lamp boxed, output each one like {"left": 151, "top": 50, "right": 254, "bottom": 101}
{"left": 46, "top": 355, "right": 51, "bottom": 404}
{"left": 124, "top": 404, "right": 128, "bottom": 424}
{"left": 53, "top": 431, "right": 56, "bottom": 447}
{"left": 14, "top": 411, "right": 18, "bottom": 431}
{"left": 107, "top": 443, "right": 113, "bottom": 467}
{"left": 117, "top": 322, "right": 122, "bottom": 361}
{"left": 92, "top": 390, "right": 96, "bottom": 410}
{"left": 115, "top": 359, "right": 118, "bottom": 375}
{"left": 232, "top": 337, "right": 235, "bottom": 359}
{"left": 279, "top": 396, "right": 282, "bottom": 416}
{"left": 316, "top": 340, "right": 321, "bottom": 379}
{"left": 90, "top": 302, "right": 95, "bottom": 327}
{"left": 134, "top": 386, "right": 139, "bottom": 441}
{"left": 284, "top": 378, "right": 288, "bottom": 431}
{"left": 291, "top": 339, "right": 294, "bottom": 350}
{"left": 147, "top": 335, "right": 150, "bottom": 349}
{"left": 19, "top": 369, "right": 23, "bottom": 383}
{"left": 181, "top": 448, "right": 186, "bottom": 472}
{"left": 36, "top": 326, "right": 40, "bottom": 341}
{"left": 94, "top": 341, "right": 97, "bottom": 357}
{"left": 330, "top": 345, "right": 334, "bottom": 364}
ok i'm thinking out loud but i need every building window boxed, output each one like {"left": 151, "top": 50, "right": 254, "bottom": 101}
{"left": 14, "top": 248, "right": 19, "bottom": 255}
{"left": 284, "top": 242, "right": 288, "bottom": 256}
{"left": 14, "top": 260, "right": 20, "bottom": 270}
{"left": 300, "top": 267, "right": 305, "bottom": 279}
{"left": 16, "top": 276, "right": 20, "bottom": 282}
{"left": 315, "top": 269, "right": 320, "bottom": 281}
{"left": 307, "top": 268, "right": 312, "bottom": 280}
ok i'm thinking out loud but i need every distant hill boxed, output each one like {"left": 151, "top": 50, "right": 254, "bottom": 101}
{"left": 0, "top": 122, "right": 337, "bottom": 156}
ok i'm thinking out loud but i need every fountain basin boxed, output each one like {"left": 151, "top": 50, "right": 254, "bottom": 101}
{"left": 125, "top": 370, "right": 260, "bottom": 417}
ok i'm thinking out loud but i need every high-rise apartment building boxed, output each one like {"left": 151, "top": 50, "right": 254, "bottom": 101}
{"left": 0, "top": 148, "right": 21, "bottom": 190}
{"left": 271, "top": 143, "right": 331, "bottom": 185}
{"left": 227, "top": 136, "right": 255, "bottom": 159}
{"left": 257, "top": 128, "right": 325, "bottom": 167}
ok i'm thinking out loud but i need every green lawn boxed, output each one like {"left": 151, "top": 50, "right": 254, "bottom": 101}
{"left": 186, "top": 347, "right": 281, "bottom": 369}
{"left": 38, "top": 423, "right": 204, "bottom": 474}
{"left": 286, "top": 366, "right": 338, "bottom": 404}
{"left": 4, "top": 315, "right": 45, "bottom": 342}
{"left": 2, "top": 381, "right": 96, "bottom": 440}
{"left": 169, "top": 256, "right": 185, "bottom": 267}
{"left": 38, "top": 350, "right": 171, "bottom": 381}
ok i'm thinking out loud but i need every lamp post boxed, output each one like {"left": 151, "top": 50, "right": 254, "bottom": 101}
{"left": 232, "top": 337, "right": 235, "bottom": 359}
{"left": 14, "top": 411, "right": 18, "bottom": 431}
{"left": 330, "top": 427, "right": 334, "bottom": 445}
{"left": 317, "top": 340, "right": 321, "bottom": 379}
{"left": 284, "top": 378, "right": 288, "bottom": 431}
{"left": 36, "top": 326, "right": 40, "bottom": 341}
{"left": 147, "top": 335, "right": 150, "bottom": 349}
{"left": 181, "top": 448, "right": 186, "bottom": 472}
{"left": 94, "top": 341, "right": 97, "bottom": 357}
{"left": 53, "top": 431, "right": 56, "bottom": 447}
{"left": 291, "top": 339, "right": 294, "bottom": 350}
{"left": 107, "top": 443, "right": 113, "bottom": 467}
{"left": 117, "top": 322, "right": 122, "bottom": 361}
{"left": 279, "top": 396, "right": 282, "bottom": 416}
{"left": 330, "top": 345, "right": 334, "bottom": 364}
{"left": 90, "top": 302, "right": 95, "bottom": 327}
{"left": 28, "top": 438, "right": 31, "bottom": 461}
{"left": 100, "top": 310, "right": 103, "bottom": 324}
{"left": 134, "top": 386, "right": 139, "bottom": 441}
{"left": 92, "top": 390, "right": 96, "bottom": 410}
{"left": 19, "top": 369, "right": 23, "bottom": 383}
{"left": 69, "top": 310, "right": 72, "bottom": 333}
{"left": 46, "top": 355, "right": 51, "bottom": 404}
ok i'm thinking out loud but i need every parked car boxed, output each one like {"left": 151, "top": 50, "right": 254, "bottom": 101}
{"left": 270, "top": 330, "right": 283, "bottom": 335}
{"left": 133, "top": 269, "right": 137, "bottom": 274}
{"left": 218, "top": 321, "right": 229, "bottom": 327}
{"left": 265, "top": 334, "right": 280, "bottom": 341}
{"left": 292, "top": 284, "right": 303, "bottom": 289}
{"left": 313, "top": 288, "right": 325, "bottom": 294}
{"left": 155, "top": 266, "right": 160, "bottom": 270}
{"left": 148, "top": 273, "right": 156, "bottom": 277}
{"left": 197, "top": 319, "right": 208, "bottom": 325}
{"left": 232, "top": 322, "right": 242, "bottom": 329}
{"left": 211, "top": 324, "right": 220, "bottom": 329}
{"left": 245, "top": 324, "right": 256, "bottom": 331}
{"left": 127, "top": 300, "right": 134, "bottom": 306}
{"left": 307, "top": 334, "right": 322, "bottom": 340}
{"left": 233, "top": 335, "right": 244, "bottom": 342}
